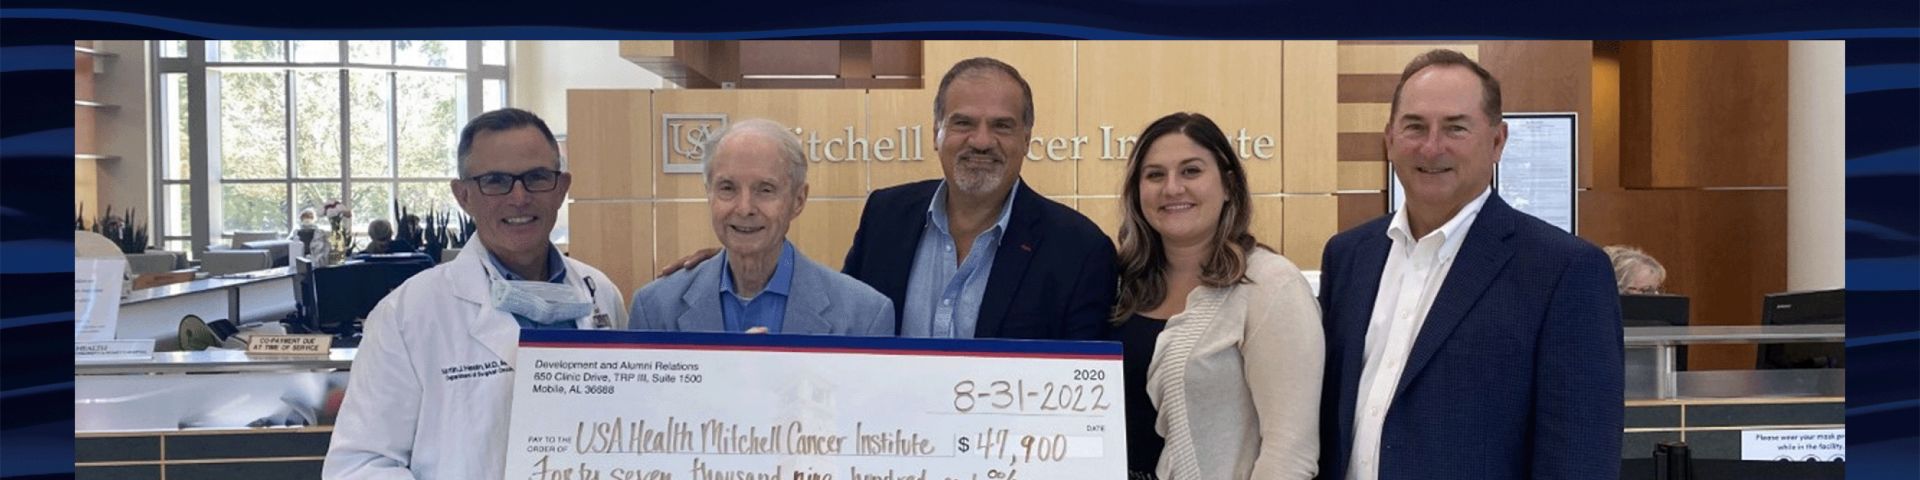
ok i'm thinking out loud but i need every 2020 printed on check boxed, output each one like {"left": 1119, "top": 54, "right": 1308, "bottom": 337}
{"left": 506, "top": 329, "right": 1127, "bottom": 480}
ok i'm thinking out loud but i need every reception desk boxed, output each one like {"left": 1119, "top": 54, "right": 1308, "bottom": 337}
{"left": 75, "top": 349, "right": 353, "bottom": 479}
{"left": 1619, "top": 325, "right": 1846, "bottom": 461}
{"left": 117, "top": 267, "right": 297, "bottom": 350}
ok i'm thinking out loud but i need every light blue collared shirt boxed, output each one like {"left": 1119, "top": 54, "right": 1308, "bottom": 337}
{"left": 486, "top": 246, "right": 578, "bottom": 330}
{"left": 718, "top": 241, "right": 796, "bottom": 333}
{"left": 901, "top": 180, "right": 1020, "bottom": 338}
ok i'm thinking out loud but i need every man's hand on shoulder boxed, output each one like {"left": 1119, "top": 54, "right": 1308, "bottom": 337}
{"left": 656, "top": 247, "right": 720, "bottom": 278}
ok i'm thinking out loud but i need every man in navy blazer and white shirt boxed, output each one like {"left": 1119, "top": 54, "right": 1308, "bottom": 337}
{"left": 841, "top": 57, "right": 1116, "bottom": 340}
{"left": 1317, "top": 49, "right": 1622, "bottom": 480}
{"left": 630, "top": 119, "right": 894, "bottom": 336}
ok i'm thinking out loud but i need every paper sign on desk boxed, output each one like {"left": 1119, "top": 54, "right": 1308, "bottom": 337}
{"left": 246, "top": 334, "right": 334, "bottom": 355}
{"left": 75, "top": 339, "right": 155, "bottom": 362}
{"left": 504, "top": 330, "right": 1127, "bottom": 480}
{"left": 1742, "top": 428, "right": 1845, "bottom": 461}
{"left": 74, "top": 258, "right": 127, "bottom": 342}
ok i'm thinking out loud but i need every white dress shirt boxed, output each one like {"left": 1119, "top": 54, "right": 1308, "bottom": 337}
{"left": 1346, "top": 187, "right": 1492, "bottom": 480}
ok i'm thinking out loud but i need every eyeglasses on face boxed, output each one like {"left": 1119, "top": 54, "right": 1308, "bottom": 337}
{"left": 466, "top": 169, "right": 561, "bottom": 196}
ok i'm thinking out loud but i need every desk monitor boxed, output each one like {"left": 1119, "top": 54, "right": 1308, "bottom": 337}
{"left": 1622, "top": 293, "right": 1689, "bottom": 371}
{"left": 304, "top": 259, "right": 433, "bottom": 335}
{"left": 1622, "top": 294, "right": 1689, "bottom": 327}
{"left": 1758, "top": 289, "right": 1846, "bottom": 369}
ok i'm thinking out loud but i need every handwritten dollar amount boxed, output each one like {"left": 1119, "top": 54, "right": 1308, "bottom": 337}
{"left": 953, "top": 379, "right": 1113, "bottom": 413}
{"left": 956, "top": 428, "right": 1068, "bottom": 467}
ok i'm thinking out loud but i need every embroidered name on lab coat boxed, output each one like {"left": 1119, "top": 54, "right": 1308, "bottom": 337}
{"left": 441, "top": 360, "right": 514, "bottom": 382}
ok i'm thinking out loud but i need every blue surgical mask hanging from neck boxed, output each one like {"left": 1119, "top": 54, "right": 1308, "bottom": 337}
{"left": 480, "top": 256, "right": 592, "bottom": 325}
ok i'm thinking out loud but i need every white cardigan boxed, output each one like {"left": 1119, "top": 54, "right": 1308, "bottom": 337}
{"left": 1147, "top": 248, "right": 1324, "bottom": 479}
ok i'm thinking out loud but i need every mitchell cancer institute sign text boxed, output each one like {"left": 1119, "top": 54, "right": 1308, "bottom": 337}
{"left": 663, "top": 115, "right": 1279, "bottom": 171}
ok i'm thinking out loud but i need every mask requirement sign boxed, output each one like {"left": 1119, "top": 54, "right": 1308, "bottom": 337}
{"left": 505, "top": 330, "right": 1127, "bottom": 480}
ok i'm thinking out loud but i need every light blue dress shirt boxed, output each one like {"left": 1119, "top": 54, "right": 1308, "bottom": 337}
{"left": 717, "top": 241, "right": 796, "bottom": 333}
{"left": 901, "top": 180, "right": 1020, "bottom": 338}
{"left": 485, "top": 246, "right": 579, "bottom": 330}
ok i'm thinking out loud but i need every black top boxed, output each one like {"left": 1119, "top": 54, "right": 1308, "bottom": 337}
{"left": 1116, "top": 314, "right": 1166, "bottom": 477}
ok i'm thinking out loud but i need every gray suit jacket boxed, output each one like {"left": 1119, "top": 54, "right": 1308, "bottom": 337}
{"left": 627, "top": 247, "right": 895, "bottom": 336}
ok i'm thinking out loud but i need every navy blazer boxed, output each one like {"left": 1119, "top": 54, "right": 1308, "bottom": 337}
{"left": 1316, "top": 193, "right": 1623, "bottom": 480}
{"left": 843, "top": 179, "right": 1117, "bottom": 340}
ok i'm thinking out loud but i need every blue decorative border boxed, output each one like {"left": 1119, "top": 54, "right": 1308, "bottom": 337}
{"left": 4, "top": 5, "right": 1915, "bottom": 478}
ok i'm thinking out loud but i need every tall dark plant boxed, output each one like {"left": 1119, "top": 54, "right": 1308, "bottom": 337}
{"left": 454, "top": 212, "right": 476, "bottom": 248}
{"left": 88, "top": 205, "right": 150, "bottom": 254}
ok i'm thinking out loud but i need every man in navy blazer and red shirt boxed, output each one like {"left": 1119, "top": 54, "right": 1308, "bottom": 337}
{"left": 842, "top": 57, "right": 1115, "bottom": 340}
{"left": 1317, "top": 49, "right": 1622, "bottom": 480}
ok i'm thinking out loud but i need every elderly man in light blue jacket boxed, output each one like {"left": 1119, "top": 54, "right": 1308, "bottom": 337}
{"left": 629, "top": 119, "right": 894, "bottom": 336}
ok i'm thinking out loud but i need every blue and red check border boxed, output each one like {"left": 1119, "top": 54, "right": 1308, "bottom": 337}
{"left": 521, "top": 329, "right": 1121, "bottom": 360}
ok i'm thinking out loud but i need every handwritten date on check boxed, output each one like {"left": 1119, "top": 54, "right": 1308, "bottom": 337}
{"left": 506, "top": 330, "right": 1126, "bottom": 480}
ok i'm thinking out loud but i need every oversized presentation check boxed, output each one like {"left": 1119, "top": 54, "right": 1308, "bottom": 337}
{"left": 505, "top": 330, "right": 1126, "bottom": 480}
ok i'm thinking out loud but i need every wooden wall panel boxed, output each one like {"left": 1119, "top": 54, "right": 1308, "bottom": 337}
{"left": 1590, "top": 42, "right": 1623, "bottom": 190}
{"left": 1282, "top": 194, "right": 1337, "bottom": 269}
{"left": 1282, "top": 41, "right": 1338, "bottom": 194}
{"left": 865, "top": 87, "right": 943, "bottom": 189}
{"left": 1078, "top": 196, "right": 1123, "bottom": 245}
{"left": 653, "top": 201, "right": 722, "bottom": 285}
{"left": 1250, "top": 196, "right": 1286, "bottom": 261}
{"left": 75, "top": 40, "right": 100, "bottom": 221}
{"left": 651, "top": 89, "right": 867, "bottom": 199}
{"left": 1336, "top": 103, "right": 1390, "bottom": 134}
{"left": 1337, "top": 162, "right": 1387, "bottom": 191}
{"left": 871, "top": 41, "right": 922, "bottom": 77}
{"left": 565, "top": 90, "right": 653, "bottom": 200}
{"left": 1619, "top": 41, "right": 1788, "bottom": 188}
{"left": 568, "top": 201, "right": 655, "bottom": 297}
{"left": 76, "top": 160, "right": 98, "bottom": 219}
{"left": 786, "top": 199, "right": 864, "bottom": 272}
{"left": 1336, "top": 193, "right": 1386, "bottom": 232}
{"left": 738, "top": 41, "right": 840, "bottom": 76}
{"left": 1477, "top": 41, "right": 1594, "bottom": 189}
{"left": 1337, "top": 44, "right": 1480, "bottom": 75}
{"left": 1579, "top": 189, "right": 1788, "bottom": 370}
{"left": 1076, "top": 41, "right": 1288, "bottom": 195}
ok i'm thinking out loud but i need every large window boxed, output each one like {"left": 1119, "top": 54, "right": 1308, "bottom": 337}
{"left": 152, "top": 40, "right": 509, "bottom": 256}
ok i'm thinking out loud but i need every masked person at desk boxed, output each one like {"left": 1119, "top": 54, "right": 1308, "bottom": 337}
{"left": 324, "top": 108, "right": 627, "bottom": 479}
{"left": 628, "top": 118, "right": 894, "bottom": 336}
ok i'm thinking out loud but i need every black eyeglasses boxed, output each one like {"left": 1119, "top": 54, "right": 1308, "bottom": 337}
{"left": 466, "top": 169, "right": 562, "bottom": 196}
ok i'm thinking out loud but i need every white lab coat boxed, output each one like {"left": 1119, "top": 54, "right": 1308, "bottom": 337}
{"left": 323, "top": 241, "right": 627, "bottom": 479}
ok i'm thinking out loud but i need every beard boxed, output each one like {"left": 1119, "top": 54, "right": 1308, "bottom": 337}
{"left": 948, "top": 156, "right": 1009, "bottom": 195}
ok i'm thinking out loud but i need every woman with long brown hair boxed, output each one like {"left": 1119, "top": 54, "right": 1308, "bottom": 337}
{"left": 1112, "top": 112, "right": 1322, "bottom": 479}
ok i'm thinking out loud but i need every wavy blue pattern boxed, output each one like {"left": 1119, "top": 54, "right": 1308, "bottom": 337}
{"left": 0, "top": 241, "right": 75, "bottom": 274}
{"left": 1845, "top": 147, "right": 1920, "bottom": 176}
{"left": 1846, "top": 64, "right": 1920, "bottom": 94}
{"left": 0, "top": 312, "right": 68, "bottom": 330}
{"left": 1848, "top": 399, "right": 1920, "bottom": 416}
{"left": 0, "top": 7, "right": 1915, "bottom": 478}
{"left": 1846, "top": 257, "right": 1920, "bottom": 289}
{"left": 0, "top": 46, "right": 79, "bottom": 72}
{"left": 0, "top": 382, "right": 71, "bottom": 401}
{"left": 0, "top": 129, "right": 74, "bottom": 157}
{"left": 1707, "top": 28, "right": 1920, "bottom": 40}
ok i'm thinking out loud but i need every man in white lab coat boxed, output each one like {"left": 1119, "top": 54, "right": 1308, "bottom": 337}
{"left": 324, "top": 108, "right": 627, "bottom": 479}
